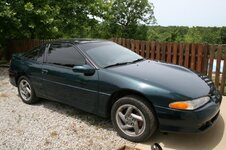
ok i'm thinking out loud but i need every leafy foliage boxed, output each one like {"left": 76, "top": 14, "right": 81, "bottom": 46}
{"left": 147, "top": 26, "right": 225, "bottom": 44}
{"left": 0, "top": 0, "right": 225, "bottom": 54}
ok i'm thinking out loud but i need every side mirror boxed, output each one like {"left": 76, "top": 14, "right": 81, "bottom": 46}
{"left": 72, "top": 64, "right": 95, "bottom": 75}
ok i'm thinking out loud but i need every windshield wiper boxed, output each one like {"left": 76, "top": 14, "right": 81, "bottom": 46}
{"left": 104, "top": 62, "right": 131, "bottom": 68}
{"left": 132, "top": 58, "right": 145, "bottom": 63}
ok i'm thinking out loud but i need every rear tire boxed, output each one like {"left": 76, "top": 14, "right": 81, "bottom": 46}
{"left": 18, "top": 76, "right": 39, "bottom": 104}
{"left": 111, "top": 95, "right": 157, "bottom": 142}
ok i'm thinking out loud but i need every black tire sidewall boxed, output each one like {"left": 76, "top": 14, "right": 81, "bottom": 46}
{"left": 18, "top": 76, "right": 38, "bottom": 104}
{"left": 111, "top": 95, "right": 157, "bottom": 142}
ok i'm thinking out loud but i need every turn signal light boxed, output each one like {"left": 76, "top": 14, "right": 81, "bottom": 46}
{"left": 169, "top": 102, "right": 189, "bottom": 110}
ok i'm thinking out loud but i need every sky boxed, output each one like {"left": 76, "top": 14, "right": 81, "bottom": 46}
{"left": 151, "top": 0, "right": 226, "bottom": 27}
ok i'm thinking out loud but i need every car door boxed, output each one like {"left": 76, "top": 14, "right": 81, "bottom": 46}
{"left": 42, "top": 42, "right": 99, "bottom": 112}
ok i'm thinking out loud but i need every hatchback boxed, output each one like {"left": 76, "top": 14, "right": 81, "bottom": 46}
{"left": 9, "top": 39, "right": 222, "bottom": 142}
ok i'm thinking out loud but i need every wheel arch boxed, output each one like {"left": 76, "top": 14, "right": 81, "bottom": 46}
{"left": 16, "top": 72, "right": 29, "bottom": 86}
{"left": 107, "top": 89, "right": 159, "bottom": 123}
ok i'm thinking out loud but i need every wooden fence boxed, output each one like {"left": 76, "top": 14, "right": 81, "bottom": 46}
{"left": 5, "top": 38, "right": 226, "bottom": 95}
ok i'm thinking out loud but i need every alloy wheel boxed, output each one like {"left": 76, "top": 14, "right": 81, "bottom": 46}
{"left": 19, "top": 79, "right": 32, "bottom": 101}
{"left": 115, "top": 104, "right": 146, "bottom": 137}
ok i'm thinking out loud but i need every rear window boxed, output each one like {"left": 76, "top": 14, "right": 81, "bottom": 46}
{"left": 23, "top": 45, "right": 46, "bottom": 62}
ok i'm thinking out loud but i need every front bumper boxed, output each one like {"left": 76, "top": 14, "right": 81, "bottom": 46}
{"left": 156, "top": 94, "right": 222, "bottom": 133}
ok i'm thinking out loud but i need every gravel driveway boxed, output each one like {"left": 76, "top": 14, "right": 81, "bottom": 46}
{"left": 0, "top": 68, "right": 135, "bottom": 150}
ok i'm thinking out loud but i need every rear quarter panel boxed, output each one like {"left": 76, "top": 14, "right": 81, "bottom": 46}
{"left": 9, "top": 54, "right": 45, "bottom": 98}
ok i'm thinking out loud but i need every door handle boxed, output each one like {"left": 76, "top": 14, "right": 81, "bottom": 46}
{"left": 42, "top": 69, "right": 48, "bottom": 74}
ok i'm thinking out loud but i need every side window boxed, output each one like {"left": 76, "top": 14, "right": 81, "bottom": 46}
{"left": 47, "top": 43, "right": 85, "bottom": 67}
{"left": 37, "top": 46, "right": 46, "bottom": 62}
{"left": 23, "top": 45, "right": 46, "bottom": 62}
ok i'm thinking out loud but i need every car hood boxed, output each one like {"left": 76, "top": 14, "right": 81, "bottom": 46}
{"left": 107, "top": 60, "right": 210, "bottom": 99}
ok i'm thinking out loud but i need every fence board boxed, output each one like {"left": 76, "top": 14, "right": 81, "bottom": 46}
{"left": 179, "top": 43, "right": 184, "bottom": 65}
{"left": 191, "top": 44, "right": 196, "bottom": 70}
{"left": 202, "top": 44, "right": 209, "bottom": 74}
{"left": 221, "top": 51, "right": 226, "bottom": 94}
{"left": 150, "top": 42, "right": 155, "bottom": 60}
{"left": 166, "top": 43, "right": 171, "bottom": 63}
{"left": 125, "top": 39, "right": 130, "bottom": 49}
{"left": 122, "top": 38, "right": 126, "bottom": 47}
{"left": 156, "top": 42, "right": 160, "bottom": 60}
{"left": 184, "top": 43, "right": 190, "bottom": 68}
{"left": 141, "top": 41, "right": 145, "bottom": 57}
{"left": 131, "top": 39, "right": 135, "bottom": 52}
{"left": 197, "top": 44, "right": 203, "bottom": 72}
{"left": 173, "top": 43, "right": 177, "bottom": 64}
{"left": 145, "top": 41, "right": 150, "bottom": 59}
{"left": 135, "top": 40, "right": 140, "bottom": 54}
{"left": 161, "top": 43, "right": 166, "bottom": 61}
{"left": 215, "top": 45, "right": 222, "bottom": 89}
{"left": 208, "top": 45, "right": 215, "bottom": 78}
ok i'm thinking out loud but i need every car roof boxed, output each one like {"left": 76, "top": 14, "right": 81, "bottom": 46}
{"left": 48, "top": 38, "right": 109, "bottom": 45}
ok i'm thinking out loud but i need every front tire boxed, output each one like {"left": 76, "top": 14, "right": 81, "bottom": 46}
{"left": 111, "top": 95, "right": 157, "bottom": 142}
{"left": 18, "top": 76, "right": 39, "bottom": 104}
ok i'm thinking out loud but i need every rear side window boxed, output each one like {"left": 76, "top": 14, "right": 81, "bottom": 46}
{"left": 23, "top": 45, "right": 46, "bottom": 62}
{"left": 47, "top": 43, "right": 85, "bottom": 67}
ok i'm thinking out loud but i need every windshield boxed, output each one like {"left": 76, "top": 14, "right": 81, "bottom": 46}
{"left": 78, "top": 42, "right": 143, "bottom": 68}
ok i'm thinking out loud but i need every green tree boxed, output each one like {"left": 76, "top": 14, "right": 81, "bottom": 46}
{"left": 102, "top": 0, "right": 156, "bottom": 39}
{"left": 184, "top": 27, "right": 203, "bottom": 43}
{"left": 220, "top": 27, "right": 226, "bottom": 44}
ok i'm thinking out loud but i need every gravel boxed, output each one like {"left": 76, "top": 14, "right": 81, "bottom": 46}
{"left": 0, "top": 68, "right": 135, "bottom": 150}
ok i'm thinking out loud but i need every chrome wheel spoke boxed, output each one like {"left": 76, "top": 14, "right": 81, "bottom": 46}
{"left": 131, "top": 113, "right": 143, "bottom": 122}
{"left": 133, "top": 121, "right": 139, "bottom": 135}
{"left": 21, "top": 90, "right": 26, "bottom": 95}
{"left": 125, "top": 106, "right": 133, "bottom": 117}
{"left": 118, "top": 112, "right": 126, "bottom": 123}
{"left": 121, "top": 124, "right": 133, "bottom": 130}
{"left": 26, "top": 87, "right": 31, "bottom": 94}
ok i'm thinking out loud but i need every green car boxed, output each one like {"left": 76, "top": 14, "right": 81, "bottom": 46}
{"left": 9, "top": 39, "right": 222, "bottom": 142}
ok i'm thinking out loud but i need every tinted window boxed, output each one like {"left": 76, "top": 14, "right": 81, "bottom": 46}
{"left": 47, "top": 43, "right": 85, "bottom": 67}
{"left": 23, "top": 45, "right": 45, "bottom": 62}
{"left": 78, "top": 42, "right": 142, "bottom": 68}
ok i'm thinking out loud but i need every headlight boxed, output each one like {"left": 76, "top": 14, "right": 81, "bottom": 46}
{"left": 169, "top": 96, "right": 210, "bottom": 110}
